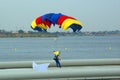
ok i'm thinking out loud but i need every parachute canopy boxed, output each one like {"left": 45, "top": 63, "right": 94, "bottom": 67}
{"left": 31, "top": 13, "right": 83, "bottom": 32}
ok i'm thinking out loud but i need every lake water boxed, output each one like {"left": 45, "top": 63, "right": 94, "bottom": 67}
{"left": 0, "top": 36, "right": 120, "bottom": 61}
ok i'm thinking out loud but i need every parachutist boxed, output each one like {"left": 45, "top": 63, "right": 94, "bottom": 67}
{"left": 53, "top": 51, "right": 61, "bottom": 68}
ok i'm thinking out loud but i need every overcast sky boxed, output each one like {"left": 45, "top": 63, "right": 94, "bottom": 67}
{"left": 0, "top": 0, "right": 120, "bottom": 32}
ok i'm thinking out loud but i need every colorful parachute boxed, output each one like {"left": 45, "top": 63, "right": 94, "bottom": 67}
{"left": 31, "top": 13, "right": 83, "bottom": 32}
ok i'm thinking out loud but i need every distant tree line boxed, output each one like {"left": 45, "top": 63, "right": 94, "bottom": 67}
{"left": 0, "top": 29, "right": 120, "bottom": 37}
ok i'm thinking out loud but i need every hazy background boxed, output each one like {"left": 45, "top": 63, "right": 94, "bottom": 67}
{"left": 0, "top": 0, "right": 120, "bottom": 32}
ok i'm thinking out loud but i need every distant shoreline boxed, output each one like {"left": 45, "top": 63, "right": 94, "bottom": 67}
{"left": 0, "top": 30, "right": 120, "bottom": 38}
{"left": 0, "top": 33, "right": 120, "bottom": 38}
{"left": 0, "top": 33, "right": 57, "bottom": 38}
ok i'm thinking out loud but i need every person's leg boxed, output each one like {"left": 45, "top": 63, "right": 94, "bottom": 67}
{"left": 55, "top": 60, "right": 59, "bottom": 67}
{"left": 57, "top": 60, "right": 61, "bottom": 67}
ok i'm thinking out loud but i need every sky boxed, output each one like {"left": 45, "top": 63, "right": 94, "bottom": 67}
{"left": 0, "top": 0, "right": 120, "bottom": 32}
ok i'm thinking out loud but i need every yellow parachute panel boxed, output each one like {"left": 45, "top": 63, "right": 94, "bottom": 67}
{"left": 61, "top": 19, "right": 83, "bottom": 30}
{"left": 38, "top": 23, "right": 48, "bottom": 29}
{"left": 31, "top": 19, "right": 37, "bottom": 29}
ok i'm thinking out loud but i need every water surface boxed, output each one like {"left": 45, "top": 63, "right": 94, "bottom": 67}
{"left": 0, "top": 36, "right": 120, "bottom": 61}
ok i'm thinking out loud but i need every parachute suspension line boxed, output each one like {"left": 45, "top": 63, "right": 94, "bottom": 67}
{"left": 52, "top": 37, "right": 59, "bottom": 51}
